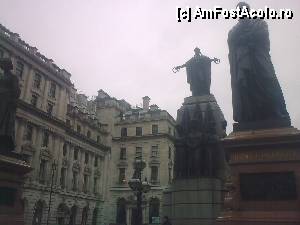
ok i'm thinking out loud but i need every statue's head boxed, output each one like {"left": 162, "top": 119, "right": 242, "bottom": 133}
{"left": 236, "top": 1, "right": 250, "bottom": 11}
{"left": 194, "top": 47, "right": 201, "bottom": 55}
{"left": 236, "top": 2, "right": 250, "bottom": 21}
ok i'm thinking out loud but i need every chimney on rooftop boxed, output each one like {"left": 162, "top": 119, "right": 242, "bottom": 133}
{"left": 142, "top": 96, "right": 150, "bottom": 110}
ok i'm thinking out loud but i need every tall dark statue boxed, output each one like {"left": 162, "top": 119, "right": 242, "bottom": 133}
{"left": 228, "top": 2, "right": 290, "bottom": 126}
{"left": 0, "top": 58, "right": 20, "bottom": 151}
{"left": 173, "top": 47, "right": 220, "bottom": 96}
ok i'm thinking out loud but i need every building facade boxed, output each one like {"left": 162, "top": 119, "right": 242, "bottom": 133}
{"left": 96, "top": 95, "right": 176, "bottom": 225}
{"left": 0, "top": 24, "right": 111, "bottom": 225}
{"left": 0, "top": 23, "right": 177, "bottom": 225}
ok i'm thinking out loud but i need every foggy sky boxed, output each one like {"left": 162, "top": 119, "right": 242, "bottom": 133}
{"left": 1, "top": 0, "right": 299, "bottom": 132}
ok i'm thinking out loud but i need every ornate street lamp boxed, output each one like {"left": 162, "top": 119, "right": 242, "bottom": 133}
{"left": 128, "top": 159, "right": 151, "bottom": 225}
{"left": 46, "top": 161, "right": 57, "bottom": 225}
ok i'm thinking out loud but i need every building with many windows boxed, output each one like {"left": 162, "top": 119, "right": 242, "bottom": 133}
{"left": 0, "top": 23, "right": 177, "bottom": 225}
{"left": 96, "top": 94, "right": 176, "bottom": 225}
{"left": 0, "top": 24, "right": 111, "bottom": 225}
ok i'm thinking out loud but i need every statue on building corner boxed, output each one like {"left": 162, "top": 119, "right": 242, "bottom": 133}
{"left": 0, "top": 58, "right": 20, "bottom": 152}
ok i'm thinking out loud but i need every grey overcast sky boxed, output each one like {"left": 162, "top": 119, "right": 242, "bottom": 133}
{"left": 0, "top": 0, "right": 299, "bottom": 132}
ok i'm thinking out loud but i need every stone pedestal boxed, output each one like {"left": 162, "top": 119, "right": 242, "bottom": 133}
{"left": 163, "top": 178, "right": 223, "bottom": 225}
{"left": 163, "top": 95, "right": 227, "bottom": 225}
{"left": 216, "top": 126, "right": 300, "bottom": 225}
{"left": 0, "top": 153, "right": 31, "bottom": 225}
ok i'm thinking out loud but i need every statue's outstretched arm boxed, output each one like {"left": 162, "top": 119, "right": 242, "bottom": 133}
{"left": 211, "top": 57, "right": 220, "bottom": 64}
{"left": 172, "top": 63, "right": 186, "bottom": 73}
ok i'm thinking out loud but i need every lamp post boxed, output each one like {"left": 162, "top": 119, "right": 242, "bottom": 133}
{"left": 46, "top": 161, "right": 57, "bottom": 225}
{"left": 128, "top": 159, "right": 151, "bottom": 225}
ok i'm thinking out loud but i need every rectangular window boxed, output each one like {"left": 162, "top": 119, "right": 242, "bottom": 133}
{"left": 168, "top": 147, "right": 172, "bottom": 159}
{"left": 151, "top": 146, "right": 159, "bottom": 158}
{"left": 119, "top": 168, "right": 126, "bottom": 184}
{"left": 0, "top": 49, "right": 3, "bottom": 58}
{"left": 84, "top": 152, "right": 89, "bottom": 164}
{"left": 77, "top": 125, "right": 81, "bottom": 133}
{"left": 96, "top": 135, "right": 100, "bottom": 143}
{"left": 39, "top": 159, "right": 47, "bottom": 184}
{"left": 120, "top": 148, "right": 126, "bottom": 160}
{"left": 63, "top": 143, "right": 67, "bottom": 156}
{"left": 46, "top": 102, "right": 54, "bottom": 115}
{"left": 31, "top": 94, "right": 38, "bottom": 107}
{"left": 16, "top": 61, "right": 24, "bottom": 78}
{"left": 42, "top": 131, "right": 49, "bottom": 147}
{"left": 66, "top": 119, "right": 71, "bottom": 127}
{"left": 60, "top": 168, "right": 66, "bottom": 188}
{"left": 94, "top": 177, "right": 98, "bottom": 194}
{"left": 94, "top": 156, "right": 98, "bottom": 167}
{"left": 136, "top": 127, "right": 142, "bottom": 136}
{"left": 83, "top": 175, "right": 89, "bottom": 193}
{"left": 74, "top": 148, "right": 79, "bottom": 160}
{"left": 49, "top": 82, "right": 56, "bottom": 98}
{"left": 33, "top": 73, "right": 42, "bottom": 89}
{"left": 135, "top": 147, "right": 142, "bottom": 159}
{"left": 151, "top": 166, "right": 158, "bottom": 183}
{"left": 121, "top": 127, "right": 127, "bottom": 137}
{"left": 24, "top": 124, "right": 33, "bottom": 141}
{"left": 152, "top": 124, "right": 158, "bottom": 134}
{"left": 168, "top": 127, "right": 172, "bottom": 134}
{"left": 72, "top": 171, "right": 78, "bottom": 191}
{"left": 87, "top": 130, "right": 91, "bottom": 138}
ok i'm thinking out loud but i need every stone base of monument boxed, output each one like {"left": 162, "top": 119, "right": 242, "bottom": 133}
{"left": 162, "top": 178, "right": 223, "bottom": 225}
{"left": 0, "top": 152, "right": 31, "bottom": 225}
{"left": 216, "top": 126, "right": 300, "bottom": 225}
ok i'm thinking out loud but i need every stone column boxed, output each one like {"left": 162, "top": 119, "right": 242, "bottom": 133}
{"left": 42, "top": 79, "right": 49, "bottom": 109}
{"left": 32, "top": 126, "right": 43, "bottom": 181}
{"left": 55, "top": 138, "right": 65, "bottom": 186}
{"left": 67, "top": 144, "right": 74, "bottom": 191}
{"left": 15, "top": 118, "right": 25, "bottom": 153}
{"left": 22, "top": 65, "right": 34, "bottom": 102}
{"left": 79, "top": 149, "right": 85, "bottom": 192}
{"left": 90, "top": 153, "right": 95, "bottom": 194}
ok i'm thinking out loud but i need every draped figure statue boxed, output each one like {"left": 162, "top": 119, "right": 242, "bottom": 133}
{"left": 173, "top": 47, "right": 220, "bottom": 96}
{"left": 228, "top": 2, "right": 290, "bottom": 124}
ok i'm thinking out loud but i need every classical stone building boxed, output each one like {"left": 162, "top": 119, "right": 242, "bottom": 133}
{"left": 0, "top": 24, "right": 111, "bottom": 225}
{"left": 96, "top": 93, "right": 176, "bottom": 225}
{"left": 0, "top": 23, "right": 177, "bottom": 225}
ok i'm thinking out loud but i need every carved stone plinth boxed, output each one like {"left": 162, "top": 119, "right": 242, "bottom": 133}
{"left": 216, "top": 127, "right": 300, "bottom": 225}
{"left": 0, "top": 153, "right": 31, "bottom": 225}
{"left": 163, "top": 95, "right": 227, "bottom": 225}
{"left": 163, "top": 178, "right": 223, "bottom": 225}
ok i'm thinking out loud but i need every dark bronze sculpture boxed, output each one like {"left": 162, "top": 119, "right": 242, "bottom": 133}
{"left": 228, "top": 2, "right": 290, "bottom": 127}
{"left": 0, "top": 58, "right": 20, "bottom": 151}
{"left": 173, "top": 47, "right": 220, "bottom": 96}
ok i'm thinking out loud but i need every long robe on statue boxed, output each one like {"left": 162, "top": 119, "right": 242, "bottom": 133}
{"left": 228, "top": 19, "right": 289, "bottom": 123}
{"left": 185, "top": 55, "right": 212, "bottom": 96}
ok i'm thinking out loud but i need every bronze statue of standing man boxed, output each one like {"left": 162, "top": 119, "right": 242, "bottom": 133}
{"left": 173, "top": 47, "right": 220, "bottom": 96}
{"left": 228, "top": 2, "right": 290, "bottom": 127}
{"left": 0, "top": 58, "right": 20, "bottom": 151}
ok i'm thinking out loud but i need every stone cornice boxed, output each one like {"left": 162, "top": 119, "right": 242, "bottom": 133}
{"left": 17, "top": 100, "right": 111, "bottom": 152}
{"left": 0, "top": 24, "right": 73, "bottom": 87}
{"left": 112, "top": 133, "right": 176, "bottom": 142}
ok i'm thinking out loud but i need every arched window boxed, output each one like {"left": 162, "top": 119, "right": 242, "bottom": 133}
{"left": 68, "top": 205, "right": 77, "bottom": 225}
{"left": 116, "top": 198, "right": 127, "bottom": 225}
{"left": 32, "top": 200, "right": 44, "bottom": 225}
{"left": 81, "top": 206, "right": 89, "bottom": 225}
{"left": 149, "top": 198, "right": 160, "bottom": 224}
{"left": 57, "top": 203, "right": 70, "bottom": 225}
{"left": 92, "top": 208, "right": 98, "bottom": 225}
